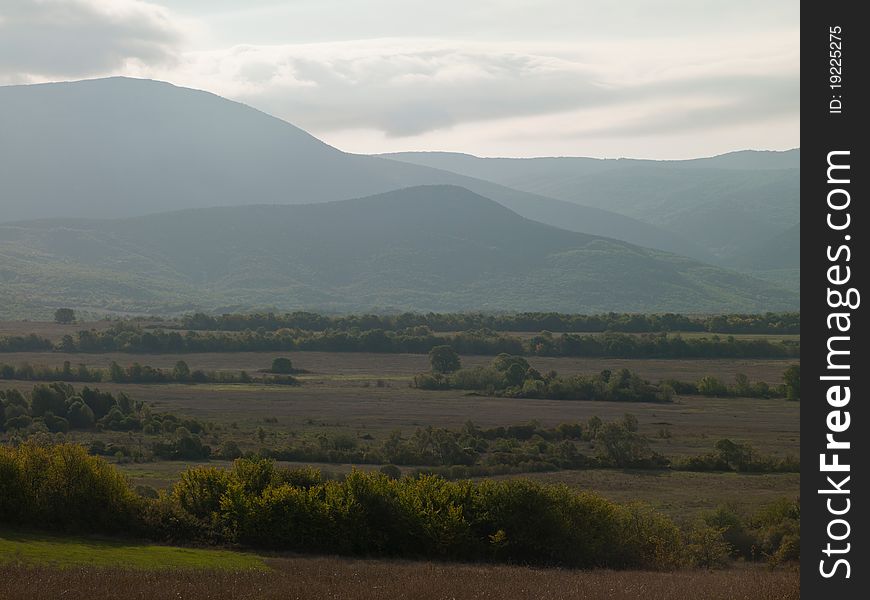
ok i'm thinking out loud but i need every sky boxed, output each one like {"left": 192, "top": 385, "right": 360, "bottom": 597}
{"left": 0, "top": 0, "right": 800, "bottom": 158}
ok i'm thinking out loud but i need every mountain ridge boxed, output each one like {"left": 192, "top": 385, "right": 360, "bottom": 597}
{"left": 0, "top": 77, "right": 712, "bottom": 262}
{"left": 0, "top": 185, "right": 798, "bottom": 319}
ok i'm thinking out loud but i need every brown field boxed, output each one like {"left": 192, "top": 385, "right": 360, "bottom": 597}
{"left": 0, "top": 320, "right": 119, "bottom": 342}
{"left": 0, "top": 373, "right": 799, "bottom": 458}
{"left": 0, "top": 559, "right": 799, "bottom": 600}
{"left": 1, "top": 337, "right": 800, "bottom": 522}
{"left": 0, "top": 349, "right": 794, "bottom": 383}
{"left": 498, "top": 470, "right": 799, "bottom": 519}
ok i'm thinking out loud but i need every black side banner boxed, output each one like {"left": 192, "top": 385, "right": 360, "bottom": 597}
{"left": 803, "top": 3, "right": 867, "bottom": 596}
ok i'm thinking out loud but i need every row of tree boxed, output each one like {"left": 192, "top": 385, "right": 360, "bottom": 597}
{"left": 0, "top": 358, "right": 302, "bottom": 386}
{"left": 180, "top": 310, "right": 800, "bottom": 334}
{"left": 2, "top": 323, "right": 799, "bottom": 359}
{"left": 422, "top": 349, "right": 800, "bottom": 401}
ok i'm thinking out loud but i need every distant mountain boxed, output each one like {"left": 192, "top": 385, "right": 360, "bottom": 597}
{"left": 0, "top": 186, "right": 797, "bottom": 318}
{"left": 729, "top": 222, "right": 800, "bottom": 271}
{"left": 382, "top": 150, "right": 799, "bottom": 262}
{"left": 0, "top": 77, "right": 709, "bottom": 262}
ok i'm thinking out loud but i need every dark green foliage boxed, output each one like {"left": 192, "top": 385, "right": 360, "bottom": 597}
{"left": 416, "top": 359, "right": 675, "bottom": 403}
{"left": 0, "top": 359, "right": 250, "bottom": 385}
{"left": 270, "top": 357, "right": 294, "bottom": 374}
{"left": 379, "top": 464, "right": 402, "bottom": 480}
{"left": 782, "top": 364, "right": 800, "bottom": 400}
{"left": 673, "top": 439, "right": 798, "bottom": 474}
{"left": 172, "top": 360, "right": 191, "bottom": 381}
{"left": 66, "top": 400, "right": 96, "bottom": 429}
{"left": 219, "top": 441, "right": 243, "bottom": 460}
{"left": 260, "top": 416, "right": 676, "bottom": 474}
{"left": 29, "top": 383, "right": 70, "bottom": 417}
{"left": 701, "top": 500, "right": 800, "bottom": 565}
{"left": 429, "top": 345, "right": 461, "bottom": 374}
{"left": 0, "top": 385, "right": 207, "bottom": 443}
{"left": 182, "top": 310, "right": 801, "bottom": 335}
{"left": 146, "top": 459, "right": 684, "bottom": 568}
{"left": 0, "top": 334, "right": 53, "bottom": 352}
{"left": 4, "top": 322, "right": 799, "bottom": 360}
{"left": 54, "top": 308, "right": 76, "bottom": 324}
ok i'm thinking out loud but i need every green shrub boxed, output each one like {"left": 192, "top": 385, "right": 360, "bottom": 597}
{"left": 0, "top": 442, "right": 140, "bottom": 532}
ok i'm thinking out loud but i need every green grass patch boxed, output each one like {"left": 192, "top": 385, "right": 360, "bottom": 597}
{"left": 0, "top": 529, "right": 267, "bottom": 571}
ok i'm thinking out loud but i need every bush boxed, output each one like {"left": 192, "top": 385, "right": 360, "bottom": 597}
{"left": 0, "top": 442, "right": 140, "bottom": 532}
{"left": 379, "top": 464, "right": 402, "bottom": 480}
{"left": 686, "top": 521, "right": 732, "bottom": 568}
{"left": 270, "top": 357, "right": 294, "bottom": 374}
{"left": 2, "top": 447, "right": 787, "bottom": 570}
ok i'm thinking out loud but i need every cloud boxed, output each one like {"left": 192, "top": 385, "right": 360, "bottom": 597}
{"left": 162, "top": 41, "right": 611, "bottom": 137}
{"left": 150, "top": 34, "right": 798, "bottom": 142}
{"left": 0, "top": 0, "right": 799, "bottom": 156}
{"left": 0, "top": 0, "right": 183, "bottom": 82}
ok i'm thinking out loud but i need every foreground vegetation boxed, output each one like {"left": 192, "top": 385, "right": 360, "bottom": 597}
{"left": 0, "top": 443, "right": 798, "bottom": 570}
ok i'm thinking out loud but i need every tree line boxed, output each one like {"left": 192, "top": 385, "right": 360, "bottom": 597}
{"left": 254, "top": 415, "right": 797, "bottom": 477}
{"left": 181, "top": 310, "right": 800, "bottom": 334}
{"left": 0, "top": 383, "right": 207, "bottom": 438}
{"left": 0, "top": 357, "right": 304, "bottom": 386}
{"left": 1, "top": 323, "right": 799, "bottom": 359}
{"left": 418, "top": 350, "right": 801, "bottom": 402}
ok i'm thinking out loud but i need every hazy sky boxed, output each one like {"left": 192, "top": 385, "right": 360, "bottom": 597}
{"left": 0, "top": 0, "right": 800, "bottom": 158}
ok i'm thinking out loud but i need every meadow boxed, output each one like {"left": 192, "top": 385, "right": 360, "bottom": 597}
{"left": 0, "top": 316, "right": 800, "bottom": 596}
{"left": 0, "top": 320, "right": 800, "bottom": 517}
{"left": 1, "top": 547, "right": 799, "bottom": 600}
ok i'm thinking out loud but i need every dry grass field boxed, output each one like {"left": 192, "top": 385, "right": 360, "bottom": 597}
{"left": 0, "top": 348, "right": 794, "bottom": 383}
{"left": 0, "top": 373, "right": 799, "bottom": 457}
{"left": 1, "top": 325, "right": 800, "bottom": 525}
{"left": 0, "top": 320, "right": 123, "bottom": 342}
{"left": 0, "top": 559, "right": 799, "bottom": 600}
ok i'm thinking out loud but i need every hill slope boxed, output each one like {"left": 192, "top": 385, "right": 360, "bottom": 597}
{"left": 382, "top": 150, "right": 799, "bottom": 261}
{"left": 0, "top": 186, "right": 798, "bottom": 318}
{"left": 0, "top": 77, "right": 709, "bottom": 262}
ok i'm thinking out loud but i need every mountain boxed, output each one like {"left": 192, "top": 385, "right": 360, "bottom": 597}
{"left": 0, "top": 77, "right": 710, "bottom": 262}
{"left": 0, "top": 186, "right": 798, "bottom": 319}
{"left": 382, "top": 150, "right": 799, "bottom": 262}
{"left": 729, "top": 222, "right": 800, "bottom": 272}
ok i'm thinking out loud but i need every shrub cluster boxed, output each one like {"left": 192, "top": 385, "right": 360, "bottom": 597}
{"left": 0, "top": 333, "right": 53, "bottom": 352}
{"left": 698, "top": 499, "right": 800, "bottom": 566}
{"left": 673, "top": 439, "right": 799, "bottom": 474}
{"left": 0, "top": 360, "right": 300, "bottom": 387}
{"left": 416, "top": 358, "right": 672, "bottom": 403}
{"left": 0, "top": 443, "right": 798, "bottom": 568}
{"left": 147, "top": 458, "right": 682, "bottom": 568}
{"left": 259, "top": 415, "right": 665, "bottom": 472}
{"left": 0, "top": 442, "right": 140, "bottom": 532}
{"left": 0, "top": 384, "right": 207, "bottom": 437}
{"left": 416, "top": 356, "right": 798, "bottom": 402}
